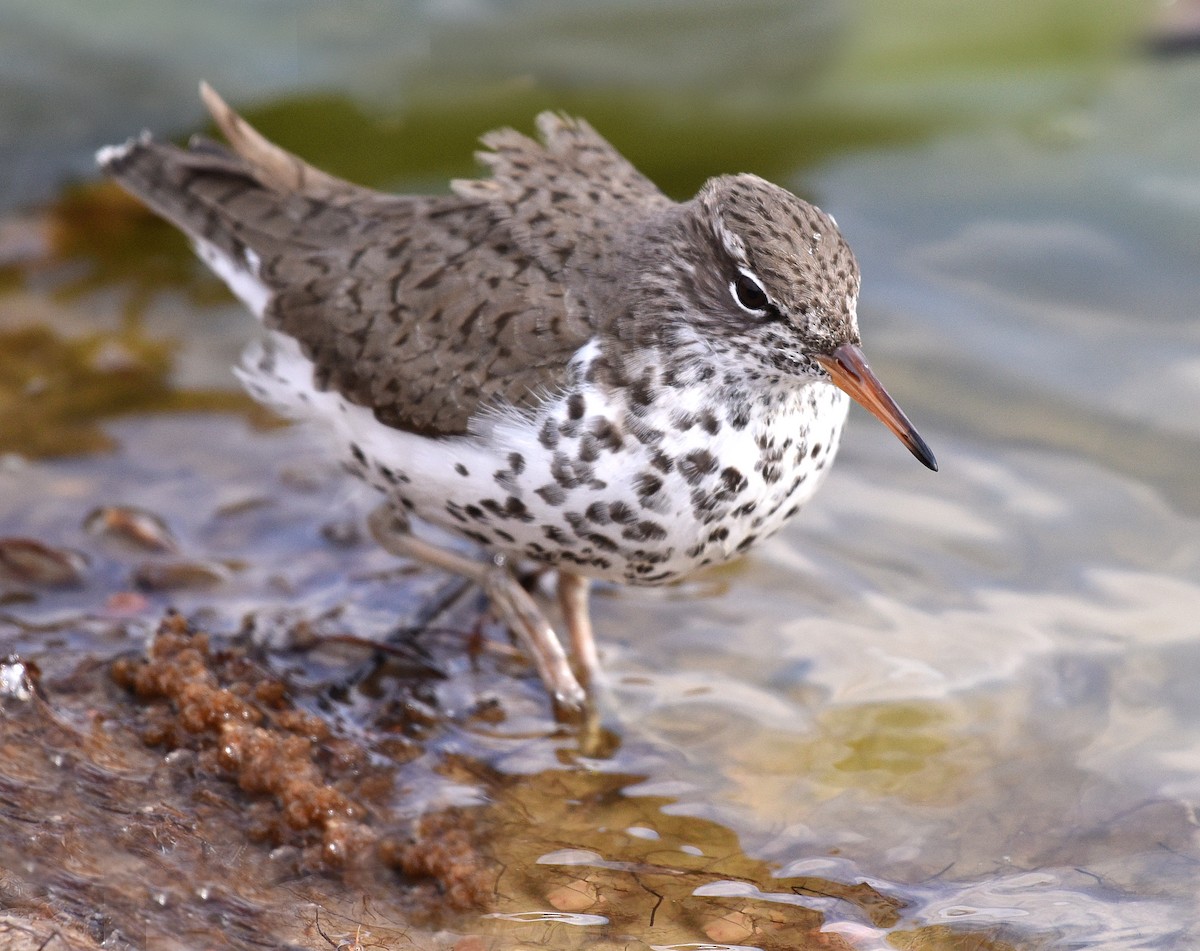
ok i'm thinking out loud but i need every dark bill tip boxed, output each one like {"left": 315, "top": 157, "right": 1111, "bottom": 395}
{"left": 906, "top": 429, "right": 938, "bottom": 471}
{"left": 814, "top": 344, "right": 938, "bottom": 472}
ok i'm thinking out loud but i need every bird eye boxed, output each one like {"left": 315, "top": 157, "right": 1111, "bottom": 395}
{"left": 731, "top": 272, "right": 771, "bottom": 314}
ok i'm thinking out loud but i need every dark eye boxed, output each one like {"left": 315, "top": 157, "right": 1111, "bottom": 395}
{"left": 732, "top": 272, "right": 771, "bottom": 314}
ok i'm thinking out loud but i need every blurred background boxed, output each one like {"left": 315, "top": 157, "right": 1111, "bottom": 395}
{"left": 2, "top": 1, "right": 1200, "bottom": 949}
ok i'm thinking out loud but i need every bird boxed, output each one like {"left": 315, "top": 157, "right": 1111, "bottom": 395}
{"left": 98, "top": 83, "right": 936, "bottom": 715}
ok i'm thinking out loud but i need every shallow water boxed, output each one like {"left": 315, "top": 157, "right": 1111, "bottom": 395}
{"left": 2, "top": 1, "right": 1199, "bottom": 948}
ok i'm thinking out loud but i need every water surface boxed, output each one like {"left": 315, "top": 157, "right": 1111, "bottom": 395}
{"left": 2, "top": 2, "right": 1198, "bottom": 948}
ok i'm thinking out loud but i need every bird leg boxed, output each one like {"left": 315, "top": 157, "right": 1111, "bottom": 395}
{"left": 557, "top": 572, "right": 599, "bottom": 686}
{"left": 367, "top": 505, "right": 586, "bottom": 713}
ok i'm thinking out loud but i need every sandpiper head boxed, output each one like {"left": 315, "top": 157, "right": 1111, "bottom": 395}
{"left": 678, "top": 174, "right": 936, "bottom": 470}
{"left": 697, "top": 174, "right": 861, "bottom": 363}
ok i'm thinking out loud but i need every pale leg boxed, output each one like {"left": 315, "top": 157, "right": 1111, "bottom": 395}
{"left": 368, "top": 505, "right": 585, "bottom": 712}
{"left": 558, "top": 572, "right": 599, "bottom": 686}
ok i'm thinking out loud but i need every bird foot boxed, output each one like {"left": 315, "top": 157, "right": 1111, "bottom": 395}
{"left": 368, "top": 505, "right": 593, "bottom": 717}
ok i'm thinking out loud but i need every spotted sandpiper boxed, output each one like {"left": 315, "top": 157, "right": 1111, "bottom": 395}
{"left": 99, "top": 84, "right": 936, "bottom": 714}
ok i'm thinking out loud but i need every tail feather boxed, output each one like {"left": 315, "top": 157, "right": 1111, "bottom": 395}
{"left": 97, "top": 82, "right": 374, "bottom": 316}
{"left": 98, "top": 131, "right": 278, "bottom": 314}
{"left": 197, "top": 81, "right": 372, "bottom": 207}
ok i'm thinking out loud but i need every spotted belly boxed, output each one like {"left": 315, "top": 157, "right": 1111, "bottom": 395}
{"left": 241, "top": 332, "right": 848, "bottom": 586}
{"left": 349, "top": 380, "right": 847, "bottom": 586}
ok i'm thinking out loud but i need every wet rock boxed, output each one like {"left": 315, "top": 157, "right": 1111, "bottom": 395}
{"left": 0, "top": 536, "right": 88, "bottom": 587}
{"left": 84, "top": 505, "right": 178, "bottom": 553}
{"left": 132, "top": 559, "right": 230, "bottom": 591}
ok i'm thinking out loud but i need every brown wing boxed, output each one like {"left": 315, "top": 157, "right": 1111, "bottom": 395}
{"left": 100, "top": 85, "right": 595, "bottom": 437}
{"left": 452, "top": 112, "right": 673, "bottom": 281}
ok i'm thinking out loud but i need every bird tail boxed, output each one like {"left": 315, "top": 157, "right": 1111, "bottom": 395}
{"left": 96, "top": 82, "right": 371, "bottom": 317}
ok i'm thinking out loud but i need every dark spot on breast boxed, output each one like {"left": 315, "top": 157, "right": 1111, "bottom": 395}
{"left": 650, "top": 450, "right": 674, "bottom": 473}
{"left": 631, "top": 547, "right": 671, "bottom": 565}
{"left": 608, "top": 500, "right": 636, "bottom": 524}
{"left": 578, "top": 434, "right": 600, "bottom": 463}
{"left": 584, "top": 532, "right": 619, "bottom": 552}
{"left": 508, "top": 452, "right": 526, "bottom": 473}
{"left": 538, "top": 418, "right": 559, "bottom": 449}
{"left": 622, "top": 520, "right": 667, "bottom": 542}
{"left": 810, "top": 442, "right": 823, "bottom": 458}
{"left": 564, "top": 510, "right": 587, "bottom": 531}
{"left": 635, "top": 473, "right": 663, "bottom": 503}
{"left": 628, "top": 373, "right": 656, "bottom": 408}
{"left": 699, "top": 411, "right": 721, "bottom": 435}
{"left": 588, "top": 416, "right": 623, "bottom": 452}
{"left": 504, "top": 496, "right": 533, "bottom": 522}
{"left": 535, "top": 483, "right": 567, "bottom": 506}
{"left": 350, "top": 443, "right": 366, "bottom": 464}
{"left": 454, "top": 463, "right": 469, "bottom": 477}
{"left": 464, "top": 504, "right": 486, "bottom": 521}
{"left": 627, "top": 416, "right": 665, "bottom": 445}
{"left": 679, "top": 449, "right": 718, "bottom": 485}
{"left": 691, "top": 488, "right": 727, "bottom": 525}
{"left": 567, "top": 392, "right": 586, "bottom": 420}
{"left": 542, "top": 524, "right": 574, "bottom": 546}
{"left": 736, "top": 534, "right": 759, "bottom": 552}
{"left": 761, "top": 463, "right": 782, "bottom": 485}
{"left": 672, "top": 410, "right": 698, "bottom": 431}
{"left": 551, "top": 451, "right": 590, "bottom": 489}
{"left": 720, "top": 467, "right": 748, "bottom": 495}
{"left": 585, "top": 501, "right": 611, "bottom": 525}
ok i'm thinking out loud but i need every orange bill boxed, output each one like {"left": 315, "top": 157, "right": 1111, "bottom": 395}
{"left": 815, "top": 343, "right": 938, "bottom": 471}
